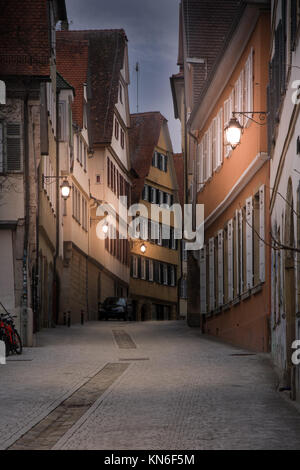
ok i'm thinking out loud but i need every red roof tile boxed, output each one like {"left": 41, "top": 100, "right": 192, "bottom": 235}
{"left": 129, "top": 112, "right": 166, "bottom": 204}
{"left": 0, "top": 0, "right": 66, "bottom": 77}
{"left": 181, "top": 0, "right": 243, "bottom": 103}
{"left": 56, "top": 29, "right": 127, "bottom": 145}
{"left": 56, "top": 34, "right": 89, "bottom": 129}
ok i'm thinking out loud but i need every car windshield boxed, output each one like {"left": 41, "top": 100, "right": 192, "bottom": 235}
{"left": 104, "top": 298, "right": 125, "bottom": 306}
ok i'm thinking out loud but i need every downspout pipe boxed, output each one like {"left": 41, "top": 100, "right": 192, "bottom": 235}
{"left": 54, "top": 88, "right": 60, "bottom": 326}
{"left": 23, "top": 91, "right": 29, "bottom": 344}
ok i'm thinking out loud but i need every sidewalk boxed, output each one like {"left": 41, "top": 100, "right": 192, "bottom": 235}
{"left": 0, "top": 322, "right": 118, "bottom": 449}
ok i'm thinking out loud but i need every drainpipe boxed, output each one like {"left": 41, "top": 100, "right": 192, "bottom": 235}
{"left": 54, "top": 88, "right": 60, "bottom": 326}
{"left": 23, "top": 91, "right": 29, "bottom": 344}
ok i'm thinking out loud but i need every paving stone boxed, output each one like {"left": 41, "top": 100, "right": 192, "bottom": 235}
{"left": 1, "top": 321, "right": 300, "bottom": 450}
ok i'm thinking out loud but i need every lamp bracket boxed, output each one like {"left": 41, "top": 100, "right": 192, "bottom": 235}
{"left": 232, "top": 111, "right": 267, "bottom": 126}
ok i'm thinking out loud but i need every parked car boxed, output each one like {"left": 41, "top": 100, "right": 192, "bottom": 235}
{"left": 99, "top": 297, "right": 133, "bottom": 321}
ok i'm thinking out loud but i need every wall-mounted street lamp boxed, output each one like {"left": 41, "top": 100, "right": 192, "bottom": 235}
{"left": 225, "top": 111, "right": 267, "bottom": 149}
{"left": 42, "top": 175, "right": 71, "bottom": 200}
{"left": 61, "top": 180, "right": 71, "bottom": 199}
{"left": 102, "top": 221, "right": 109, "bottom": 234}
{"left": 140, "top": 243, "right": 147, "bottom": 254}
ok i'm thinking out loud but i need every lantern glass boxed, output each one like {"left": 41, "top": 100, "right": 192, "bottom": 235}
{"left": 61, "top": 180, "right": 71, "bottom": 199}
{"left": 225, "top": 117, "right": 243, "bottom": 148}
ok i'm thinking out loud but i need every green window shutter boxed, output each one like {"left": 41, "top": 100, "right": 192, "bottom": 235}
{"left": 6, "top": 123, "right": 21, "bottom": 172}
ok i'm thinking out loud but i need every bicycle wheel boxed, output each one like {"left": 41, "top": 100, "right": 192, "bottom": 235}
{"left": 12, "top": 330, "right": 22, "bottom": 355}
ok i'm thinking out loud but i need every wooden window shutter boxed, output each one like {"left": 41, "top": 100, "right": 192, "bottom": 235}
{"left": 217, "top": 108, "right": 223, "bottom": 168}
{"left": 244, "top": 48, "right": 253, "bottom": 127}
{"left": 200, "top": 245, "right": 207, "bottom": 314}
{"left": 203, "top": 133, "right": 207, "bottom": 181}
{"left": 197, "top": 142, "right": 203, "bottom": 191}
{"left": 246, "top": 197, "right": 254, "bottom": 289}
{"left": 6, "top": 123, "right": 21, "bottom": 172}
{"left": 228, "top": 219, "right": 234, "bottom": 301}
{"left": 212, "top": 117, "right": 217, "bottom": 172}
{"left": 239, "top": 209, "right": 243, "bottom": 293}
{"left": 259, "top": 185, "right": 265, "bottom": 282}
{"left": 207, "top": 127, "right": 212, "bottom": 179}
{"left": 235, "top": 210, "right": 240, "bottom": 296}
{"left": 209, "top": 238, "right": 215, "bottom": 311}
{"left": 217, "top": 230, "right": 224, "bottom": 307}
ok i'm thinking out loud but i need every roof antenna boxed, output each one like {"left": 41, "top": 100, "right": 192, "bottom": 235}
{"left": 136, "top": 62, "right": 139, "bottom": 113}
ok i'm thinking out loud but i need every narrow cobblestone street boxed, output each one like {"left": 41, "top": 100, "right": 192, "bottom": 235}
{"left": 1, "top": 321, "right": 300, "bottom": 450}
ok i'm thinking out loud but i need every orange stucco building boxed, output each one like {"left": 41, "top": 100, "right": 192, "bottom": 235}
{"left": 171, "top": 0, "right": 271, "bottom": 352}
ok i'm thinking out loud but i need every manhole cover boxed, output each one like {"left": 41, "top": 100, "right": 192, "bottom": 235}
{"left": 112, "top": 329, "right": 137, "bottom": 349}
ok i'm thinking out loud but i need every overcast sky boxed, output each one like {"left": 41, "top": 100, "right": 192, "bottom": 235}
{"left": 65, "top": 0, "right": 182, "bottom": 152}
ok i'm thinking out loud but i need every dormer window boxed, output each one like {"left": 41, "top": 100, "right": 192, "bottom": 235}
{"left": 119, "top": 83, "right": 123, "bottom": 104}
{"left": 152, "top": 151, "right": 168, "bottom": 172}
{"left": 121, "top": 129, "right": 125, "bottom": 149}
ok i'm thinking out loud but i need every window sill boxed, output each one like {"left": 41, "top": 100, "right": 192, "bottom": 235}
{"left": 251, "top": 283, "right": 263, "bottom": 296}
{"left": 241, "top": 290, "right": 251, "bottom": 301}
{"left": 232, "top": 296, "right": 241, "bottom": 306}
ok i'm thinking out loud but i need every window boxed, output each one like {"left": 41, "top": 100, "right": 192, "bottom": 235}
{"left": 142, "top": 184, "right": 149, "bottom": 201}
{"left": 141, "top": 257, "right": 146, "bottom": 280}
{"left": 245, "top": 197, "right": 254, "bottom": 289}
{"left": 163, "top": 264, "right": 168, "bottom": 285}
{"left": 244, "top": 49, "right": 253, "bottom": 127}
{"left": 119, "top": 83, "right": 123, "bottom": 104}
{"left": 82, "top": 196, "right": 88, "bottom": 231}
{"left": 132, "top": 256, "right": 138, "bottom": 278}
{"left": 200, "top": 246, "right": 207, "bottom": 313}
{"left": 121, "top": 129, "right": 125, "bottom": 149}
{"left": 209, "top": 238, "right": 215, "bottom": 311}
{"left": 197, "top": 142, "right": 203, "bottom": 191}
{"left": 83, "top": 102, "right": 87, "bottom": 128}
{"left": 149, "top": 260, "right": 154, "bottom": 282}
{"left": 150, "top": 187, "right": 157, "bottom": 204}
{"left": 96, "top": 174, "right": 101, "bottom": 184}
{"left": 217, "top": 230, "right": 224, "bottom": 307}
{"left": 80, "top": 139, "right": 83, "bottom": 165}
{"left": 115, "top": 118, "right": 119, "bottom": 140}
{"left": 227, "top": 220, "right": 234, "bottom": 302}
{"left": 1, "top": 122, "right": 22, "bottom": 173}
{"left": 212, "top": 117, "right": 217, "bottom": 172}
{"left": 72, "top": 185, "right": 81, "bottom": 223}
{"left": 160, "top": 154, "right": 168, "bottom": 172}
{"left": 84, "top": 145, "right": 87, "bottom": 171}
{"left": 107, "top": 158, "right": 110, "bottom": 187}
{"left": 203, "top": 132, "right": 208, "bottom": 181}
{"left": 224, "top": 91, "right": 233, "bottom": 158}
{"left": 58, "top": 102, "right": 66, "bottom": 141}
{"left": 0, "top": 80, "right": 5, "bottom": 105}
{"left": 180, "top": 279, "right": 187, "bottom": 299}
{"left": 170, "top": 266, "right": 176, "bottom": 286}
{"left": 0, "top": 122, "right": 3, "bottom": 173}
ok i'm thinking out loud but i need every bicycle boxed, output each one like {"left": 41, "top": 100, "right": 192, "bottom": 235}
{"left": 0, "top": 302, "right": 22, "bottom": 357}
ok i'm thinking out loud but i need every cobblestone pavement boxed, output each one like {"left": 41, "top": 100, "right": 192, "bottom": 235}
{"left": 1, "top": 321, "right": 300, "bottom": 450}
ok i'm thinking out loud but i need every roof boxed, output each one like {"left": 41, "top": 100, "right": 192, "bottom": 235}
{"left": 0, "top": 0, "right": 67, "bottom": 78}
{"left": 129, "top": 112, "right": 166, "bottom": 204}
{"left": 173, "top": 153, "right": 184, "bottom": 207}
{"left": 56, "top": 34, "right": 89, "bottom": 128}
{"left": 56, "top": 72, "right": 74, "bottom": 92}
{"left": 56, "top": 29, "right": 127, "bottom": 144}
{"left": 181, "top": 0, "right": 243, "bottom": 104}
